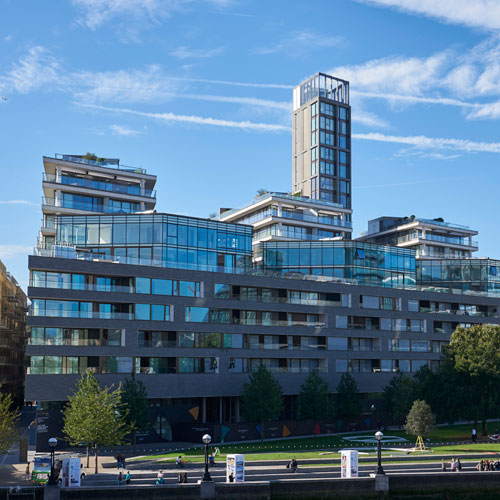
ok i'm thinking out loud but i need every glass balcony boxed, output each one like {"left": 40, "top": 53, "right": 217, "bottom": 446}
{"left": 54, "top": 154, "right": 147, "bottom": 174}
{"left": 43, "top": 173, "right": 156, "bottom": 198}
{"left": 42, "top": 197, "right": 140, "bottom": 214}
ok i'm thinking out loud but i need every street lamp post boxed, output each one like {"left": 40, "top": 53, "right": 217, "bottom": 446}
{"left": 47, "top": 437, "right": 58, "bottom": 486}
{"left": 375, "top": 431, "right": 384, "bottom": 475}
{"left": 202, "top": 434, "right": 212, "bottom": 482}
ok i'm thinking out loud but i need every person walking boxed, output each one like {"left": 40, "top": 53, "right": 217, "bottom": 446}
{"left": 117, "top": 471, "right": 124, "bottom": 485}
{"left": 24, "top": 463, "right": 31, "bottom": 482}
{"left": 472, "top": 427, "right": 477, "bottom": 443}
{"left": 451, "top": 458, "right": 456, "bottom": 472}
{"left": 125, "top": 471, "right": 131, "bottom": 485}
{"left": 441, "top": 459, "right": 447, "bottom": 472}
{"left": 456, "top": 457, "right": 462, "bottom": 471}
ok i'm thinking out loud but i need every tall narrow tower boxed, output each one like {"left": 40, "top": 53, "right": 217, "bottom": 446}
{"left": 292, "top": 73, "right": 352, "bottom": 214}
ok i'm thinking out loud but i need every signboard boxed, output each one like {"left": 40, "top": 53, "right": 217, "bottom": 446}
{"left": 61, "top": 457, "right": 81, "bottom": 487}
{"left": 32, "top": 457, "right": 51, "bottom": 485}
{"left": 340, "top": 449, "right": 358, "bottom": 478}
{"left": 226, "top": 454, "right": 245, "bottom": 482}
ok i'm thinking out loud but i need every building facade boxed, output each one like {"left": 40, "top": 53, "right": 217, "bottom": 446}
{"left": 0, "top": 260, "right": 27, "bottom": 406}
{"left": 25, "top": 74, "right": 500, "bottom": 438}
{"left": 358, "top": 216, "right": 478, "bottom": 260}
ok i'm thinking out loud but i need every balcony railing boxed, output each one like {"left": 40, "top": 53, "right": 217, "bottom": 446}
{"left": 42, "top": 197, "right": 140, "bottom": 214}
{"left": 43, "top": 173, "right": 156, "bottom": 198}
{"left": 419, "top": 307, "right": 497, "bottom": 318}
{"left": 54, "top": 154, "right": 147, "bottom": 174}
{"left": 28, "top": 310, "right": 134, "bottom": 320}
{"left": 29, "top": 280, "right": 135, "bottom": 294}
{"left": 397, "top": 232, "right": 478, "bottom": 247}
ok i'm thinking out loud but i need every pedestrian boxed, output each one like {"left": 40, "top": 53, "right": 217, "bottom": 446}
{"left": 441, "top": 459, "right": 447, "bottom": 472}
{"left": 176, "top": 455, "right": 184, "bottom": 468}
{"left": 476, "top": 460, "right": 482, "bottom": 471}
{"left": 451, "top": 458, "right": 456, "bottom": 472}
{"left": 456, "top": 457, "right": 462, "bottom": 471}
{"left": 289, "top": 457, "right": 298, "bottom": 473}
{"left": 117, "top": 471, "right": 124, "bottom": 485}
{"left": 228, "top": 472, "right": 234, "bottom": 483}
{"left": 178, "top": 471, "right": 183, "bottom": 483}
{"left": 125, "top": 471, "right": 131, "bottom": 485}
{"left": 24, "top": 463, "right": 30, "bottom": 482}
{"left": 156, "top": 470, "right": 165, "bottom": 485}
{"left": 472, "top": 427, "right": 477, "bottom": 443}
{"left": 182, "top": 472, "right": 188, "bottom": 483}
{"left": 116, "top": 454, "right": 124, "bottom": 469}
{"left": 209, "top": 453, "right": 215, "bottom": 467}
{"left": 121, "top": 453, "right": 126, "bottom": 468}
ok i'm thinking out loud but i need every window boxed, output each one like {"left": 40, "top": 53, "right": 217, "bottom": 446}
{"left": 328, "top": 337, "right": 348, "bottom": 350}
{"left": 135, "top": 303, "right": 150, "bottom": 320}
{"left": 185, "top": 307, "right": 209, "bottom": 322}
{"left": 136, "top": 277, "right": 150, "bottom": 294}
{"left": 408, "top": 299, "right": 419, "bottom": 312}
{"left": 336, "top": 315, "right": 348, "bottom": 328}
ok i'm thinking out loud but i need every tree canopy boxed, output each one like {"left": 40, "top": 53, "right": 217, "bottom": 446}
{"left": 240, "top": 364, "right": 283, "bottom": 440}
{"left": 0, "top": 391, "right": 19, "bottom": 454}
{"left": 122, "top": 377, "right": 151, "bottom": 446}
{"left": 63, "top": 371, "right": 129, "bottom": 472}
{"left": 405, "top": 399, "right": 435, "bottom": 437}
{"left": 382, "top": 373, "right": 418, "bottom": 424}
{"left": 298, "top": 370, "right": 332, "bottom": 420}
{"left": 335, "top": 373, "right": 362, "bottom": 419}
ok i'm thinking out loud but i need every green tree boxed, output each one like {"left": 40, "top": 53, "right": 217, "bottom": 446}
{"left": 405, "top": 399, "right": 435, "bottom": 439}
{"left": 446, "top": 324, "right": 500, "bottom": 435}
{"left": 335, "top": 373, "right": 362, "bottom": 420}
{"left": 382, "top": 373, "right": 418, "bottom": 425}
{"left": 63, "top": 371, "right": 129, "bottom": 473}
{"left": 122, "top": 377, "right": 151, "bottom": 447}
{"left": 256, "top": 188, "right": 269, "bottom": 197}
{"left": 0, "top": 391, "right": 19, "bottom": 454}
{"left": 298, "top": 370, "right": 333, "bottom": 420}
{"left": 240, "top": 364, "right": 283, "bottom": 440}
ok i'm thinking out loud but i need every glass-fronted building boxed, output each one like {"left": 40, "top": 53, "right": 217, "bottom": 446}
{"left": 259, "top": 241, "right": 416, "bottom": 288}
{"left": 40, "top": 213, "right": 252, "bottom": 273}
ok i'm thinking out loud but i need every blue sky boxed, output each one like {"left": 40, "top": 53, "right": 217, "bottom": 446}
{"left": 1, "top": 0, "right": 500, "bottom": 290}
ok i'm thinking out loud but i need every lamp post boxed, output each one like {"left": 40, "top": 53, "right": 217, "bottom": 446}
{"left": 202, "top": 434, "right": 212, "bottom": 482}
{"left": 47, "top": 437, "right": 58, "bottom": 485}
{"left": 375, "top": 431, "right": 384, "bottom": 475}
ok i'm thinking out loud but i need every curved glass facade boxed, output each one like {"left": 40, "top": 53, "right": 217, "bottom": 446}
{"left": 55, "top": 213, "right": 253, "bottom": 272}
{"left": 260, "top": 241, "right": 416, "bottom": 287}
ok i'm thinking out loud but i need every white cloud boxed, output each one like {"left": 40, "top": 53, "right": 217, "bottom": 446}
{"left": 0, "top": 46, "right": 67, "bottom": 94}
{"left": 256, "top": 31, "right": 343, "bottom": 55}
{"left": 0, "top": 200, "right": 38, "bottom": 206}
{"left": 0, "top": 245, "right": 32, "bottom": 260}
{"left": 170, "top": 46, "right": 224, "bottom": 60}
{"left": 110, "top": 124, "right": 143, "bottom": 135}
{"left": 72, "top": 0, "right": 232, "bottom": 30}
{"left": 356, "top": 0, "right": 500, "bottom": 31}
{"left": 467, "top": 100, "right": 500, "bottom": 119}
{"left": 80, "top": 103, "right": 290, "bottom": 132}
{"left": 352, "top": 131, "right": 500, "bottom": 154}
{"left": 74, "top": 65, "right": 178, "bottom": 103}
{"left": 352, "top": 109, "right": 389, "bottom": 128}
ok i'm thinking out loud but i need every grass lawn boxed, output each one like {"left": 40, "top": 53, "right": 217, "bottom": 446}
{"left": 132, "top": 421, "right": 500, "bottom": 462}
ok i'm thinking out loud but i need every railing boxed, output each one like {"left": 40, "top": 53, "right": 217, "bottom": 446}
{"left": 32, "top": 246, "right": 500, "bottom": 298}
{"left": 219, "top": 294, "right": 343, "bottom": 307}
{"left": 397, "top": 232, "right": 477, "bottom": 247}
{"left": 219, "top": 192, "right": 345, "bottom": 219}
{"left": 42, "top": 197, "right": 140, "bottom": 214}
{"left": 280, "top": 211, "right": 352, "bottom": 228}
{"left": 54, "top": 154, "right": 147, "bottom": 174}
{"left": 419, "top": 307, "right": 497, "bottom": 318}
{"left": 43, "top": 173, "right": 156, "bottom": 198}
{"left": 29, "top": 280, "right": 135, "bottom": 294}
{"left": 28, "top": 310, "right": 134, "bottom": 320}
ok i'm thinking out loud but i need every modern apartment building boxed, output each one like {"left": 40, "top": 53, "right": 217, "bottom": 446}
{"left": 292, "top": 73, "right": 352, "bottom": 212}
{"left": 0, "top": 260, "right": 27, "bottom": 406}
{"left": 40, "top": 154, "right": 157, "bottom": 250}
{"left": 218, "top": 191, "right": 352, "bottom": 251}
{"left": 26, "top": 73, "right": 500, "bottom": 442}
{"left": 358, "top": 216, "right": 478, "bottom": 259}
